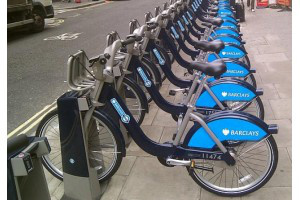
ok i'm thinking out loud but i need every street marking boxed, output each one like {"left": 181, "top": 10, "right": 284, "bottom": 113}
{"left": 55, "top": 10, "right": 68, "bottom": 14}
{"left": 44, "top": 32, "right": 82, "bottom": 41}
{"left": 19, "top": 106, "right": 57, "bottom": 136}
{"left": 46, "top": 18, "right": 65, "bottom": 27}
{"left": 69, "top": 13, "right": 81, "bottom": 18}
{"left": 7, "top": 101, "right": 56, "bottom": 138}
{"left": 54, "top": 1, "right": 112, "bottom": 15}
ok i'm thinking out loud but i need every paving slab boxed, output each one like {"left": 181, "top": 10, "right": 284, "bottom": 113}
{"left": 264, "top": 34, "right": 281, "bottom": 43}
{"left": 264, "top": 60, "right": 292, "bottom": 72}
{"left": 241, "top": 187, "right": 292, "bottom": 200}
{"left": 119, "top": 157, "right": 200, "bottom": 200}
{"left": 274, "top": 83, "right": 292, "bottom": 99}
{"left": 259, "top": 71, "right": 292, "bottom": 85}
{"left": 260, "top": 83, "right": 280, "bottom": 100}
{"left": 266, "top": 119, "right": 292, "bottom": 148}
{"left": 261, "top": 99, "right": 276, "bottom": 120}
{"left": 142, "top": 104, "right": 159, "bottom": 126}
{"left": 101, "top": 175, "right": 127, "bottom": 200}
{"left": 152, "top": 109, "right": 178, "bottom": 127}
{"left": 269, "top": 98, "right": 292, "bottom": 119}
{"left": 263, "top": 148, "right": 292, "bottom": 188}
{"left": 287, "top": 147, "right": 292, "bottom": 162}
{"left": 253, "top": 53, "right": 289, "bottom": 63}
{"left": 245, "top": 36, "right": 268, "bottom": 47}
{"left": 48, "top": 176, "right": 63, "bottom": 196}
{"left": 200, "top": 188, "right": 241, "bottom": 200}
{"left": 116, "top": 156, "right": 137, "bottom": 176}
{"left": 256, "top": 45, "right": 286, "bottom": 54}
{"left": 52, "top": 182, "right": 64, "bottom": 200}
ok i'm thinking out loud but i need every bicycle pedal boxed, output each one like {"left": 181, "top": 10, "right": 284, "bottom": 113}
{"left": 189, "top": 160, "right": 214, "bottom": 173}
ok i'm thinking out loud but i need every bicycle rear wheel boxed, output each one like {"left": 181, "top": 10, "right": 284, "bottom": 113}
{"left": 187, "top": 136, "right": 278, "bottom": 196}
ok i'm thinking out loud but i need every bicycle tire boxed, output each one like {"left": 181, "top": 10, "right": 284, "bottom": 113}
{"left": 36, "top": 109, "right": 125, "bottom": 183}
{"left": 187, "top": 135, "right": 278, "bottom": 196}
{"left": 122, "top": 77, "right": 148, "bottom": 125}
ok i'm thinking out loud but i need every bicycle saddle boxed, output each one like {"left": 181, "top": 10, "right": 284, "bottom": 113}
{"left": 205, "top": 17, "right": 224, "bottom": 27}
{"left": 193, "top": 40, "right": 225, "bottom": 53}
{"left": 188, "top": 59, "right": 226, "bottom": 76}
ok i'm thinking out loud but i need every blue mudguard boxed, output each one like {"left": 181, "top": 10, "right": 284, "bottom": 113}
{"left": 219, "top": 44, "right": 247, "bottom": 59}
{"left": 206, "top": 59, "right": 252, "bottom": 82}
{"left": 207, "top": 44, "right": 247, "bottom": 60}
{"left": 221, "top": 20, "right": 238, "bottom": 30}
{"left": 209, "top": 34, "right": 242, "bottom": 46}
{"left": 219, "top": 15, "right": 238, "bottom": 24}
{"left": 207, "top": 55, "right": 251, "bottom": 75}
{"left": 195, "top": 78, "right": 259, "bottom": 108}
{"left": 183, "top": 111, "right": 271, "bottom": 149}
{"left": 218, "top": 8, "right": 234, "bottom": 17}
{"left": 211, "top": 27, "right": 241, "bottom": 38}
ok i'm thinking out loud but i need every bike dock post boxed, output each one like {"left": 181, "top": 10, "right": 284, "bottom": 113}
{"left": 8, "top": 134, "right": 51, "bottom": 200}
{"left": 57, "top": 92, "right": 102, "bottom": 200}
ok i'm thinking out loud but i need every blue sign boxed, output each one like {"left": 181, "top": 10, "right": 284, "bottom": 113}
{"left": 177, "top": 20, "right": 185, "bottom": 31}
{"left": 187, "top": 11, "right": 193, "bottom": 20}
{"left": 170, "top": 26, "right": 179, "bottom": 39}
{"left": 153, "top": 48, "right": 165, "bottom": 65}
{"left": 182, "top": 15, "right": 189, "bottom": 25}
{"left": 110, "top": 98, "right": 131, "bottom": 123}
{"left": 137, "top": 67, "right": 152, "bottom": 87}
{"left": 188, "top": 119, "right": 267, "bottom": 149}
{"left": 196, "top": 82, "right": 256, "bottom": 108}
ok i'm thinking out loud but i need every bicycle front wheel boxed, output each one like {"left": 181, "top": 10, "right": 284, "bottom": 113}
{"left": 225, "top": 96, "right": 265, "bottom": 120}
{"left": 36, "top": 109, "right": 125, "bottom": 183}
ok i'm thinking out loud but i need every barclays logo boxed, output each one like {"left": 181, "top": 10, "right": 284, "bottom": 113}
{"left": 221, "top": 91, "right": 250, "bottom": 98}
{"left": 227, "top": 69, "right": 244, "bottom": 74}
{"left": 221, "top": 91, "right": 228, "bottom": 97}
{"left": 222, "top": 128, "right": 259, "bottom": 136}
{"left": 221, "top": 51, "right": 241, "bottom": 56}
{"left": 222, "top": 128, "right": 230, "bottom": 136}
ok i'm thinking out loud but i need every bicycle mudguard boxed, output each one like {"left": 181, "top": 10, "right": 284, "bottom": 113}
{"left": 205, "top": 60, "right": 252, "bottom": 82}
{"left": 195, "top": 78, "right": 261, "bottom": 108}
{"left": 209, "top": 34, "right": 243, "bottom": 46}
{"left": 211, "top": 27, "right": 241, "bottom": 38}
{"left": 209, "top": 43, "right": 246, "bottom": 59}
{"left": 218, "top": 8, "right": 234, "bottom": 16}
{"left": 221, "top": 20, "right": 238, "bottom": 30}
{"left": 183, "top": 111, "right": 276, "bottom": 149}
{"left": 219, "top": 15, "right": 237, "bottom": 23}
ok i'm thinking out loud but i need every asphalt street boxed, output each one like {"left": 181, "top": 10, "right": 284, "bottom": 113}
{"left": 7, "top": 0, "right": 166, "bottom": 133}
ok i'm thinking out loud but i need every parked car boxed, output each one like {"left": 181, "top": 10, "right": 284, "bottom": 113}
{"left": 7, "top": 0, "right": 54, "bottom": 32}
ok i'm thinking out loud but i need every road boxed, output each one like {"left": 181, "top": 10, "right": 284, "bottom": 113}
{"left": 7, "top": 0, "right": 166, "bottom": 134}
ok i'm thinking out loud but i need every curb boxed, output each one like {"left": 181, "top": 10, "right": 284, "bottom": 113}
{"left": 55, "top": 0, "right": 106, "bottom": 10}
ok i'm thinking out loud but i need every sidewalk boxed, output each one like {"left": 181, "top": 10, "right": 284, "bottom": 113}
{"left": 53, "top": 0, "right": 106, "bottom": 10}
{"left": 46, "top": 7, "right": 292, "bottom": 200}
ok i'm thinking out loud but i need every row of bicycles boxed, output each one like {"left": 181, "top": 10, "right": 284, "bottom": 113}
{"left": 8, "top": 0, "right": 279, "bottom": 198}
